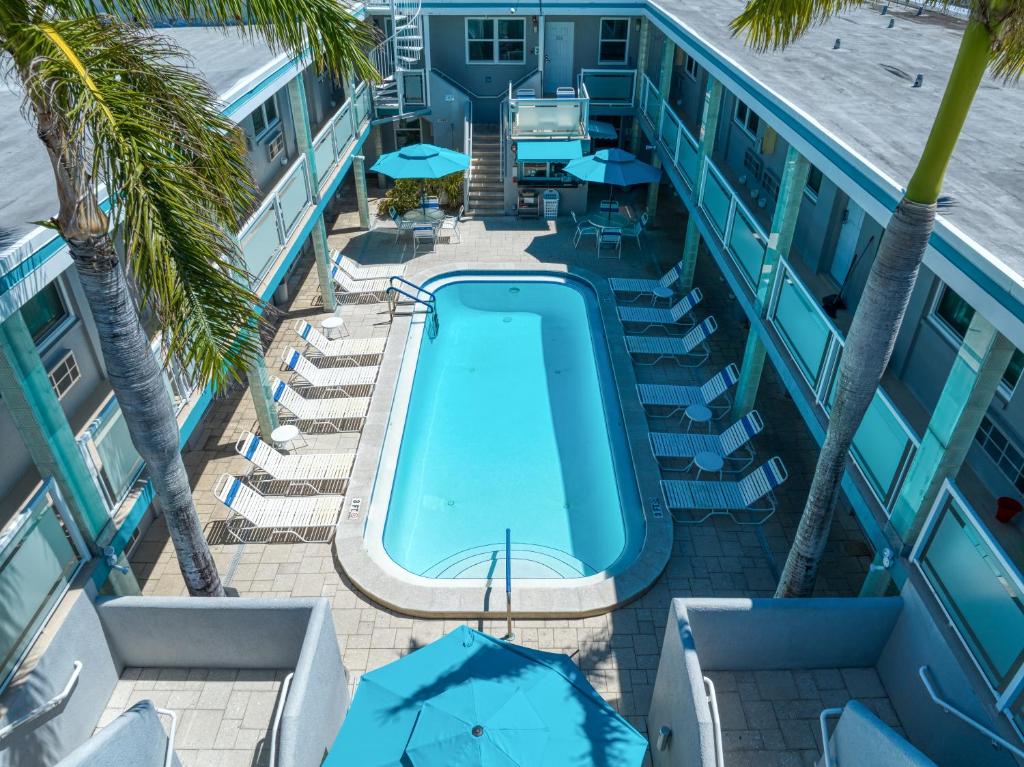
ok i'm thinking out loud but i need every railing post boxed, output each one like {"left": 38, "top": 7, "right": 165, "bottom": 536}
{"left": 630, "top": 18, "right": 651, "bottom": 154}
{"left": 679, "top": 77, "right": 724, "bottom": 290}
{"left": 352, "top": 155, "right": 371, "bottom": 230}
{"left": 286, "top": 71, "right": 320, "bottom": 200}
{"left": 312, "top": 216, "right": 338, "bottom": 313}
{"left": 646, "top": 37, "right": 675, "bottom": 223}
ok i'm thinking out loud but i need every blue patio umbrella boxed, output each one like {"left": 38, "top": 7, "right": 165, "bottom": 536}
{"left": 325, "top": 626, "right": 649, "bottom": 767}
{"left": 563, "top": 148, "right": 662, "bottom": 221}
{"left": 371, "top": 143, "right": 470, "bottom": 213}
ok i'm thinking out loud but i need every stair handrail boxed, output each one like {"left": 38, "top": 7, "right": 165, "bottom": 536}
{"left": 389, "top": 274, "right": 435, "bottom": 302}
{"left": 0, "top": 661, "right": 82, "bottom": 744}
{"left": 463, "top": 100, "right": 473, "bottom": 213}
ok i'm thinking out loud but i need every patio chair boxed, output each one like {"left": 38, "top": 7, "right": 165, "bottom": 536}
{"left": 617, "top": 287, "right": 703, "bottom": 333}
{"left": 571, "top": 211, "right": 597, "bottom": 248}
{"left": 599, "top": 199, "right": 620, "bottom": 214}
{"left": 281, "top": 347, "right": 378, "bottom": 391}
{"left": 422, "top": 196, "right": 440, "bottom": 210}
{"left": 330, "top": 266, "right": 391, "bottom": 302}
{"left": 649, "top": 410, "right": 764, "bottom": 472}
{"left": 637, "top": 363, "right": 740, "bottom": 418}
{"left": 556, "top": 86, "right": 576, "bottom": 98}
{"left": 625, "top": 316, "right": 717, "bottom": 366}
{"left": 609, "top": 262, "right": 683, "bottom": 303}
{"left": 623, "top": 212, "right": 648, "bottom": 248}
{"left": 293, "top": 320, "right": 387, "bottom": 361}
{"left": 331, "top": 250, "right": 405, "bottom": 280}
{"left": 597, "top": 229, "right": 622, "bottom": 259}
{"left": 213, "top": 474, "right": 343, "bottom": 543}
{"left": 389, "top": 207, "right": 414, "bottom": 242}
{"left": 235, "top": 431, "right": 356, "bottom": 493}
{"left": 438, "top": 205, "right": 464, "bottom": 244}
{"left": 413, "top": 225, "right": 435, "bottom": 255}
{"left": 660, "top": 456, "right": 788, "bottom": 525}
{"left": 516, "top": 87, "right": 536, "bottom": 98}
{"left": 271, "top": 378, "right": 370, "bottom": 432}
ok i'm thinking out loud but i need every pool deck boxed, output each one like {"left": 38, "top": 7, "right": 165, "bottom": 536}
{"left": 129, "top": 185, "right": 872, "bottom": 765}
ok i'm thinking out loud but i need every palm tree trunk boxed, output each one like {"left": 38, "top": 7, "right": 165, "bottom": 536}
{"left": 70, "top": 232, "right": 225, "bottom": 597}
{"left": 775, "top": 19, "right": 994, "bottom": 597}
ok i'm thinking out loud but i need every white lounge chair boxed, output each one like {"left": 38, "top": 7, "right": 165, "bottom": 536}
{"left": 609, "top": 261, "right": 681, "bottom": 303}
{"left": 650, "top": 411, "right": 763, "bottom": 472}
{"left": 637, "top": 363, "right": 739, "bottom": 418}
{"left": 331, "top": 250, "right": 405, "bottom": 280}
{"left": 625, "top": 316, "right": 717, "bottom": 366}
{"left": 271, "top": 378, "right": 369, "bottom": 432}
{"left": 214, "top": 474, "right": 343, "bottom": 543}
{"left": 618, "top": 288, "right": 702, "bottom": 333}
{"left": 660, "top": 456, "right": 788, "bottom": 525}
{"left": 293, "top": 320, "right": 387, "bottom": 361}
{"left": 281, "top": 347, "right": 377, "bottom": 391}
{"left": 330, "top": 265, "right": 390, "bottom": 301}
{"left": 235, "top": 431, "right": 355, "bottom": 493}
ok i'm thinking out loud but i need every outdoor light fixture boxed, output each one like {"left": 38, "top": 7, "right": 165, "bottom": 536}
{"left": 657, "top": 726, "right": 672, "bottom": 751}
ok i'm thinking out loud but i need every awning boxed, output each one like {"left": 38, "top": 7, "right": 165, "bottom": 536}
{"left": 515, "top": 139, "right": 583, "bottom": 162}
{"left": 588, "top": 120, "right": 618, "bottom": 140}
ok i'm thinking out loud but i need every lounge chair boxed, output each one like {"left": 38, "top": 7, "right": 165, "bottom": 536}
{"left": 214, "top": 474, "right": 343, "bottom": 543}
{"left": 235, "top": 431, "right": 355, "bottom": 493}
{"left": 330, "top": 266, "right": 391, "bottom": 301}
{"left": 609, "top": 261, "right": 682, "bottom": 303}
{"left": 271, "top": 378, "right": 369, "bottom": 432}
{"left": 293, "top": 320, "right": 387, "bottom": 361}
{"left": 331, "top": 250, "right": 405, "bottom": 280}
{"left": 649, "top": 411, "right": 763, "bottom": 472}
{"left": 637, "top": 363, "right": 739, "bottom": 418}
{"left": 617, "top": 288, "right": 702, "bottom": 334}
{"left": 660, "top": 456, "right": 788, "bottom": 525}
{"left": 625, "top": 316, "right": 717, "bottom": 366}
{"left": 281, "top": 347, "right": 377, "bottom": 391}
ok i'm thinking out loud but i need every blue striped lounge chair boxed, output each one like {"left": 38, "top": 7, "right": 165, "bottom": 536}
{"left": 649, "top": 411, "right": 764, "bottom": 472}
{"left": 637, "top": 363, "right": 740, "bottom": 418}
{"left": 331, "top": 266, "right": 391, "bottom": 302}
{"left": 293, "top": 320, "right": 387, "bottom": 361}
{"left": 617, "top": 288, "right": 703, "bottom": 333}
{"left": 660, "top": 457, "right": 788, "bottom": 525}
{"left": 331, "top": 250, "right": 406, "bottom": 280}
{"left": 625, "top": 316, "right": 717, "bottom": 366}
{"left": 271, "top": 378, "right": 370, "bottom": 433}
{"left": 234, "top": 431, "right": 355, "bottom": 493}
{"left": 608, "top": 262, "right": 682, "bottom": 303}
{"left": 214, "top": 474, "right": 343, "bottom": 543}
{"left": 281, "top": 347, "right": 378, "bottom": 391}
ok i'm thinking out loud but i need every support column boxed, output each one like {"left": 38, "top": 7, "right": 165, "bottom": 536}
{"left": 352, "top": 155, "right": 371, "bottom": 230}
{"left": 246, "top": 350, "right": 279, "bottom": 438}
{"left": 313, "top": 216, "right": 338, "bottom": 313}
{"left": 0, "top": 311, "right": 110, "bottom": 545}
{"left": 888, "top": 312, "right": 1014, "bottom": 542}
{"left": 286, "top": 71, "right": 320, "bottom": 199}
{"left": 629, "top": 18, "right": 651, "bottom": 154}
{"left": 645, "top": 37, "right": 676, "bottom": 221}
{"left": 731, "top": 146, "right": 810, "bottom": 418}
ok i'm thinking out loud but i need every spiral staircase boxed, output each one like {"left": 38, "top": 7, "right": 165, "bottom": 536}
{"left": 368, "top": 0, "right": 424, "bottom": 116}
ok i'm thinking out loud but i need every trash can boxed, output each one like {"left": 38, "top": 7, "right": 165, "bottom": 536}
{"left": 543, "top": 189, "right": 560, "bottom": 220}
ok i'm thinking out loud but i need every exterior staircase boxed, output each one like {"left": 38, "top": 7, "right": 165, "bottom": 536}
{"left": 467, "top": 125, "right": 504, "bottom": 216}
{"left": 369, "top": 0, "right": 423, "bottom": 114}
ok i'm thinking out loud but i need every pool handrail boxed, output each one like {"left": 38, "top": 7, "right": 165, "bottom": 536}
{"left": 389, "top": 274, "right": 436, "bottom": 302}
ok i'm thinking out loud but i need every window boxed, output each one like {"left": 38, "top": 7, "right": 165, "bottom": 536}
{"left": 22, "top": 282, "right": 69, "bottom": 345}
{"left": 933, "top": 286, "right": 1023, "bottom": 391}
{"left": 47, "top": 350, "right": 81, "bottom": 400}
{"left": 466, "top": 18, "right": 525, "bottom": 63}
{"left": 734, "top": 99, "right": 760, "bottom": 140}
{"left": 805, "top": 165, "right": 823, "bottom": 201}
{"left": 251, "top": 95, "right": 279, "bottom": 138}
{"left": 684, "top": 53, "right": 699, "bottom": 80}
{"left": 599, "top": 18, "right": 630, "bottom": 64}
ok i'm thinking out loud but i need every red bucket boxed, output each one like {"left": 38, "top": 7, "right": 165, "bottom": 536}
{"left": 996, "top": 497, "right": 1023, "bottom": 524}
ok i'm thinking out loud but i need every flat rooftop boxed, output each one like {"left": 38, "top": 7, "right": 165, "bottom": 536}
{"left": 0, "top": 27, "right": 276, "bottom": 244}
{"left": 653, "top": 0, "right": 1024, "bottom": 280}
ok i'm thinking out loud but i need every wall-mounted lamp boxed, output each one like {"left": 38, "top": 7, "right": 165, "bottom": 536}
{"left": 657, "top": 726, "right": 672, "bottom": 751}
{"left": 532, "top": 15, "right": 538, "bottom": 33}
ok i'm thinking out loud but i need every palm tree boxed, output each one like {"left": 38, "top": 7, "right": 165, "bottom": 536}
{"left": 1, "top": 1, "right": 373, "bottom": 595}
{"left": 731, "top": 0, "right": 1023, "bottom": 597}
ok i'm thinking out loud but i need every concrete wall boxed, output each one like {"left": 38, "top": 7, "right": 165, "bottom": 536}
{"left": 543, "top": 15, "right": 643, "bottom": 75}
{"left": 242, "top": 88, "right": 299, "bottom": 195}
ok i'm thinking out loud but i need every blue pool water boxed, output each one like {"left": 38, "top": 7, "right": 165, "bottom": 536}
{"left": 382, "top": 277, "right": 643, "bottom": 579}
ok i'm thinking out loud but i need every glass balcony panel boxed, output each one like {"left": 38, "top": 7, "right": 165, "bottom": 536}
{"left": 850, "top": 392, "right": 914, "bottom": 506}
{"left": 402, "top": 72, "right": 425, "bottom": 105}
{"left": 512, "top": 102, "right": 584, "bottom": 137}
{"left": 278, "top": 163, "right": 311, "bottom": 235}
{"left": 0, "top": 488, "right": 82, "bottom": 687}
{"left": 700, "top": 168, "right": 731, "bottom": 238}
{"left": 240, "top": 205, "right": 282, "bottom": 282}
{"left": 729, "top": 209, "right": 766, "bottom": 287}
{"left": 918, "top": 493, "right": 1024, "bottom": 692}
{"left": 771, "top": 273, "right": 831, "bottom": 386}
{"left": 580, "top": 71, "right": 635, "bottom": 103}
{"left": 314, "top": 132, "right": 338, "bottom": 184}
{"left": 643, "top": 79, "right": 659, "bottom": 124}
{"left": 90, "top": 401, "right": 144, "bottom": 505}
{"left": 334, "top": 105, "right": 353, "bottom": 153}
{"left": 677, "top": 131, "right": 699, "bottom": 185}
{"left": 660, "top": 110, "right": 679, "bottom": 155}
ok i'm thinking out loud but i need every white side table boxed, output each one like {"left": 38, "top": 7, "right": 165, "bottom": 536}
{"left": 270, "top": 424, "right": 307, "bottom": 453}
{"left": 321, "top": 316, "right": 347, "bottom": 340}
{"left": 684, "top": 404, "right": 712, "bottom": 433}
{"left": 693, "top": 451, "right": 724, "bottom": 480}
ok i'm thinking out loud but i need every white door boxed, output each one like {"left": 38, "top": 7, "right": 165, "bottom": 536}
{"left": 830, "top": 199, "right": 865, "bottom": 285}
{"left": 544, "top": 22, "right": 574, "bottom": 95}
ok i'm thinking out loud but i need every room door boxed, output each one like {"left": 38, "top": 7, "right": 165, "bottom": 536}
{"left": 830, "top": 199, "right": 865, "bottom": 286}
{"left": 543, "top": 22, "right": 574, "bottom": 95}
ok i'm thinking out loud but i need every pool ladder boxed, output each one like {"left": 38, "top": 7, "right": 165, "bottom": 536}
{"left": 387, "top": 276, "right": 439, "bottom": 339}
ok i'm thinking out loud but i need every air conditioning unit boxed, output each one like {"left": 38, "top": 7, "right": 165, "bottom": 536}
{"left": 266, "top": 131, "right": 286, "bottom": 163}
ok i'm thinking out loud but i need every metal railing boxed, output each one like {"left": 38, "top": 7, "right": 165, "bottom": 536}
{"left": 919, "top": 666, "right": 1024, "bottom": 758}
{"left": 77, "top": 394, "right": 145, "bottom": 513}
{"left": 0, "top": 660, "right": 81, "bottom": 743}
{"left": 578, "top": 68, "right": 637, "bottom": 106}
{"left": 269, "top": 672, "right": 295, "bottom": 766}
{"left": 463, "top": 100, "right": 473, "bottom": 213}
{"left": 386, "top": 276, "right": 438, "bottom": 338}
{"left": 703, "top": 676, "right": 724, "bottom": 767}
{"left": 506, "top": 81, "right": 590, "bottom": 139}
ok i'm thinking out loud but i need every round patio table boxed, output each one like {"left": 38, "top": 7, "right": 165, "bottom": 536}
{"left": 693, "top": 450, "right": 725, "bottom": 479}
{"left": 592, "top": 213, "right": 633, "bottom": 233}
{"left": 270, "top": 424, "right": 307, "bottom": 453}
{"left": 402, "top": 208, "right": 445, "bottom": 226}
{"left": 684, "top": 404, "right": 713, "bottom": 433}
{"left": 320, "top": 316, "right": 347, "bottom": 340}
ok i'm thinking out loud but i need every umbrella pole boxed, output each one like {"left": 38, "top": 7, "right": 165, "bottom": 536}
{"left": 503, "top": 528, "right": 514, "bottom": 641}
{"left": 606, "top": 186, "right": 615, "bottom": 223}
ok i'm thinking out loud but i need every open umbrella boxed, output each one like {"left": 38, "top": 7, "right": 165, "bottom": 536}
{"left": 325, "top": 626, "right": 649, "bottom": 766}
{"left": 371, "top": 143, "right": 470, "bottom": 214}
{"left": 563, "top": 148, "right": 661, "bottom": 222}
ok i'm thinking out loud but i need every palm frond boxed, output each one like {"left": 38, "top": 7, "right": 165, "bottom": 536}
{"left": 11, "top": 16, "right": 266, "bottom": 387}
{"left": 991, "top": 10, "right": 1024, "bottom": 81}
{"left": 54, "top": 0, "right": 377, "bottom": 83}
{"left": 730, "top": 0, "right": 865, "bottom": 51}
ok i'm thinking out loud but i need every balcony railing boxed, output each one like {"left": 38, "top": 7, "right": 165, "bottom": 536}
{"left": 639, "top": 72, "right": 921, "bottom": 518}
{"left": 0, "top": 480, "right": 88, "bottom": 691}
{"left": 912, "top": 480, "right": 1024, "bottom": 737}
{"left": 507, "top": 82, "right": 590, "bottom": 139}
{"left": 578, "top": 69, "right": 636, "bottom": 107}
{"left": 77, "top": 394, "right": 145, "bottom": 513}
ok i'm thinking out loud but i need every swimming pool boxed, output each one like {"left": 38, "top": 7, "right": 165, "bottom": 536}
{"left": 375, "top": 274, "right": 644, "bottom": 580}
